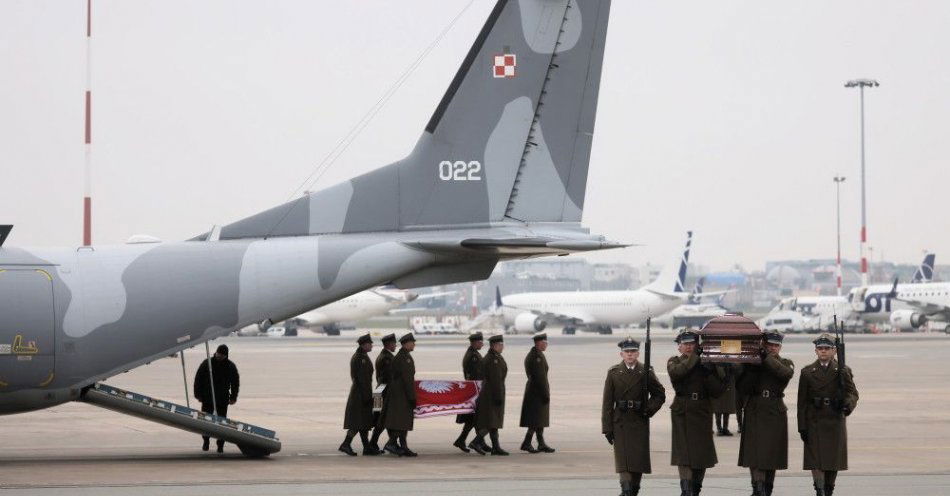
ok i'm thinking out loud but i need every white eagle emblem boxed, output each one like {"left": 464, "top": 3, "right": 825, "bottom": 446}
{"left": 418, "top": 381, "right": 454, "bottom": 393}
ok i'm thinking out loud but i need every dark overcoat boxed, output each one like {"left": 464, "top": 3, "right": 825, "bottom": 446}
{"left": 475, "top": 348, "right": 507, "bottom": 430}
{"left": 519, "top": 346, "right": 550, "bottom": 428}
{"left": 601, "top": 361, "right": 666, "bottom": 473}
{"left": 193, "top": 357, "right": 240, "bottom": 409}
{"left": 456, "top": 346, "right": 483, "bottom": 424}
{"left": 343, "top": 348, "right": 375, "bottom": 430}
{"left": 737, "top": 353, "right": 794, "bottom": 469}
{"left": 667, "top": 353, "right": 726, "bottom": 468}
{"left": 384, "top": 347, "right": 417, "bottom": 431}
{"left": 797, "top": 359, "right": 858, "bottom": 470}
{"left": 711, "top": 364, "right": 738, "bottom": 414}
{"left": 373, "top": 348, "right": 394, "bottom": 429}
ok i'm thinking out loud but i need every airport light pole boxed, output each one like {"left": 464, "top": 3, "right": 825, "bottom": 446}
{"left": 833, "top": 176, "right": 846, "bottom": 296}
{"left": 845, "top": 78, "right": 879, "bottom": 287}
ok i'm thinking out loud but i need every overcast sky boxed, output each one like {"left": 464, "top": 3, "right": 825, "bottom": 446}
{"left": 1, "top": 1, "right": 948, "bottom": 272}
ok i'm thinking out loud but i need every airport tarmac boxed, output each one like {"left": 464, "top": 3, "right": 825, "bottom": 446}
{"left": 1, "top": 331, "right": 948, "bottom": 494}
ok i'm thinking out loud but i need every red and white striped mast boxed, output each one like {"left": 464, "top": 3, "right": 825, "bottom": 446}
{"left": 845, "top": 78, "right": 879, "bottom": 287}
{"left": 82, "top": 0, "right": 93, "bottom": 246}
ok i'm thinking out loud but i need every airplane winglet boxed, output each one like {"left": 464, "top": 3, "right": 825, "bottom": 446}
{"left": 0, "top": 225, "right": 11, "bottom": 248}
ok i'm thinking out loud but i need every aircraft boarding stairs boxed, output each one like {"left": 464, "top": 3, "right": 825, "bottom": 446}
{"left": 81, "top": 383, "right": 281, "bottom": 457}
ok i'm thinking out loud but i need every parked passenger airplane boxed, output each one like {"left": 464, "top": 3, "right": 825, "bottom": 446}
{"left": 850, "top": 277, "right": 950, "bottom": 332}
{"left": 0, "top": 0, "right": 621, "bottom": 415}
{"left": 497, "top": 232, "right": 718, "bottom": 334}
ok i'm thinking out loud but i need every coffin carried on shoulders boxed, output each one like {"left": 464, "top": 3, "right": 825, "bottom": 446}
{"left": 698, "top": 313, "right": 764, "bottom": 364}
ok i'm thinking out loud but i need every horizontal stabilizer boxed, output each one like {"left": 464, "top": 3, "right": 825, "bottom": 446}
{"left": 408, "top": 237, "right": 628, "bottom": 256}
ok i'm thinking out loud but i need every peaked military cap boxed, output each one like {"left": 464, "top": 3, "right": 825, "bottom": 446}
{"left": 357, "top": 333, "right": 372, "bottom": 345}
{"left": 468, "top": 332, "right": 484, "bottom": 342}
{"left": 488, "top": 334, "right": 504, "bottom": 344}
{"left": 381, "top": 333, "right": 397, "bottom": 344}
{"left": 618, "top": 338, "right": 640, "bottom": 351}
{"left": 399, "top": 333, "right": 416, "bottom": 344}
{"left": 674, "top": 329, "right": 699, "bottom": 344}
{"left": 813, "top": 333, "right": 835, "bottom": 347}
{"left": 532, "top": 333, "right": 548, "bottom": 342}
{"left": 763, "top": 331, "right": 784, "bottom": 344}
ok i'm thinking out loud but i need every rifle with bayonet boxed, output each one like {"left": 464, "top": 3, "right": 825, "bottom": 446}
{"left": 833, "top": 314, "right": 849, "bottom": 415}
{"left": 641, "top": 317, "right": 652, "bottom": 419}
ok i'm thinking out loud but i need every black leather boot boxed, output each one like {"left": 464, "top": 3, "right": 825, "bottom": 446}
{"left": 763, "top": 482, "right": 774, "bottom": 496}
{"left": 679, "top": 479, "right": 693, "bottom": 496}
{"left": 619, "top": 480, "right": 633, "bottom": 496}
{"left": 813, "top": 483, "right": 825, "bottom": 496}
{"left": 824, "top": 484, "right": 835, "bottom": 496}
{"left": 692, "top": 480, "right": 703, "bottom": 495}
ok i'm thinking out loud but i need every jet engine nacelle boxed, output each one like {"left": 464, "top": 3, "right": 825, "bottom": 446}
{"left": 514, "top": 312, "right": 547, "bottom": 333}
{"left": 890, "top": 310, "right": 927, "bottom": 331}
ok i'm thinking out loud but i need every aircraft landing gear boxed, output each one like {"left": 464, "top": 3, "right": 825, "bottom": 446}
{"left": 562, "top": 326, "right": 576, "bottom": 335}
{"left": 597, "top": 326, "right": 613, "bottom": 335}
{"left": 323, "top": 324, "right": 340, "bottom": 336}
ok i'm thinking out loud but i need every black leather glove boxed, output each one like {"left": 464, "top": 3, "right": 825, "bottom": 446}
{"left": 799, "top": 430, "right": 808, "bottom": 443}
{"left": 759, "top": 347, "right": 768, "bottom": 361}
{"left": 605, "top": 432, "right": 614, "bottom": 445}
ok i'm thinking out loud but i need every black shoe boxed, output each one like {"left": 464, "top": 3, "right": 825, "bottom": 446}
{"left": 362, "top": 446, "right": 382, "bottom": 456}
{"left": 468, "top": 440, "right": 488, "bottom": 456}
{"left": 722, "top": 429, "right": 734, "bottom": 437}
{"left": 520, "top": 441, "right": 538, "bottom": 453}
{"left": 216, "top": 444, "right": 224, "bottom": 454}
{"left": 369, "top": 442, "right": 380, "bottom": 453}
{"left": 402, "top": 448, "right": 418, "bottom": 457}
{"left": 383, "top": 441, "right": 404, "bottom": 457}
{"left": 536, "top": 443, "right": 556, "bottom": 453}
{"left": 453, "top": 438, "right": 471, "bottom": 453}
{"left": 338, "top": 443, "right": 357, "bottom": 456}
{"left": 716, "top": 429, "right": 726, "bottom": 437}
{"left": 490, "top": 447, "right": 509, "bottom": 456}
{"left": 201, "top": 439, "right": 210, "bottom": 452}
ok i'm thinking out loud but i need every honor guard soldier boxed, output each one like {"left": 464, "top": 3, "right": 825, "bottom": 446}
{"left": 712, "top": 362, "right": 739, "bottom": 436}
{"left": 668, "top": 329, "right": 726, "bottom": 496}
{"left": 736, "top": 331, "right": 794, "bottom": 496}
{"left": 602, "top": 338, "right": 666, "bottom": 496}
{"left": 453, "top": 332, "right": 484, "bottom": 453}
{"left": 369, "top": 333, "right": 396, "bottom": 452}
{"left": 520, "top": 333, "right": 555, "bottom": 453}
{"left": 798, "top": 333, "right": 859, "bottom": 496}
{"left": 383, "top": 333, "right": 418, "bottom": 457}
{"left": 470, "top": 334, "right": 508, "bottom": 455}
{"left": 339, "top": 334, "right": 380, "bottom": 456}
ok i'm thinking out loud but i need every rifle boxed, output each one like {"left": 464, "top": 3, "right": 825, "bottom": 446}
{"left": 641, "top": 318, "right": 652, "bottom": 418}
{"left": 833, "top": 314, "right": 848, "bottom": 414}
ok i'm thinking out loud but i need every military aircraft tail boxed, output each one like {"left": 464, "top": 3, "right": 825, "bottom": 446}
{"left": 216, "top": 0, "right": 612, "bottom": 240}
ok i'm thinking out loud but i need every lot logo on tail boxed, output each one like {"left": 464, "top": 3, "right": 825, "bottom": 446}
{"left": 493, "top": 53, "right": 516, "bottom": 78}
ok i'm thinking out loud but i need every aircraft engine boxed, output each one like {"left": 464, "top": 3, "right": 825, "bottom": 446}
{"left": 514, "top": 313, "right": 547, "bottom": 333}
{"left": 890, "top": 310, "right": 927, "bottom": 331}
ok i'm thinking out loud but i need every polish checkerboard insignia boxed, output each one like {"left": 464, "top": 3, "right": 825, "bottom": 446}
{"left": 493, "top": 53, "right": 516, "bottom": 78}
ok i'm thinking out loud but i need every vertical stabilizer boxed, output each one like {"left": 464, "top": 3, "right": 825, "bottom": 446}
{"left": 645, "top": 231, "right": 693, "bottom": 295}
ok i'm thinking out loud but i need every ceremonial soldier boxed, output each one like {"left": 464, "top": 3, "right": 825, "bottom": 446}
{"left": 736, "top": 331, "right": 794, "bottom": 496}
{"left": 712, "top": 363, "right": 738, "bottom": 436}
{"left": 798, "top": 333, "right": 859, "bottom": 496}
{"left": 602, "top": 338, "right": 666, "bottom": 496}
{"left": 368, "top": 333, "right": 396, "bottom": 452}
{"left": 520, "top": 333, "right": 554, "bottom": 453}
{"left": 470, "top": 334, "right": 508, "bottom": 455}
{"left": 384, "top": 333, "right": 418, "bottom": 457}
{"left": 453, "top": 332, "right": 484, "bottom": 453}
{"left": 668, "top": 329, "right": 726, "bottom": 496}
{"left": 339, "top": 334, "right": 380, "bottom": 456}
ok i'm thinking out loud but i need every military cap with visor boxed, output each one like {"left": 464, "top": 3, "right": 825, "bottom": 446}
{"left": 468, "top": 332, "right": 484, "bottom": 342}
{"left": 813, "top": 333, "right": 835, "bottom": 347}
{"left": 532, "top": 333, "right": 548, "bottom": 342}
{"left": 399, "top": 333, "right": 416, "bottom": 344}
{"left": 618, "top": 338, "right": 640, "bottom": 351}
{"left": 381, "top": 333, "right": 397, "bottom": 344}
{"left": 488, "top": 334, "right": 504, "bottom": 344}
{"left": 357, "top": 333, "right": 373, "bottom": 345}
{"left": 763, "top": 331, "right": 784, "bottom": 344}
{"left": 674, "top": 329, "right": 699, "bottom": 344}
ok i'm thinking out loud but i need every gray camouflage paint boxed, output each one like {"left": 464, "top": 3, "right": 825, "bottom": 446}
{"left": 0, "top": 0, "right": 613, "bottom": 414}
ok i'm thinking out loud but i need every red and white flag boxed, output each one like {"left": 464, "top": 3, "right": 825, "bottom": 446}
{"left": 413, "top": 380, "right": 482, "bottom": 418}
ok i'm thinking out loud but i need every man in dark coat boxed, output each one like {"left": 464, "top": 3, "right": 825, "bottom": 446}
{"left": 798, "top": 333, "right": 859, "bottom": 496}
{"left": 520, "top": 333, "right": 554, "bottom": 453}
{"left": 602, "top": 338, "right": 666, "bottom": 496}
{"left": 737, "top": 331, "right": 795, "bottom": 496}
{"left": 453, "top": 332, "right": 484, "bottom": 453}
{"left": 712, "top": 363, "right": 738, "bottom": 436}
{"left": 470, "top": 334, "right": 508, "bottom": 455}
{"left": 383, "top": 333, "right": 417, "bottom": 456}
{"left": 193, "top": 344, "right": 240, "bottom": 453}
{"left": 667, "top": 329, "right": 727, "bottom": 495}
{"left": 369, "top": 333, "right": 396, "bottom": 451}
{"left": 339, "top": 334, "right": 380, "bottom": 456}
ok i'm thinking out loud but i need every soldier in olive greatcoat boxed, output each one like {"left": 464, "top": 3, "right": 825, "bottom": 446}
{"left": 668, "top": 329, "right": 727, "bottom": 496}
{"left": 736, "top": 331, "right": 795, "bottom": 496}
{"left": 797, "top": 333, "right": 859, "bottom": 496}
{"left": 470, "top": 334, "right": 508, "bottom": 455}
{"left": 383, "top": 333, "right": 418, "bottom": 457}
{"left": 602, "top": 338, "right": 666, "bottom": 496}
{"left": 453, "top": 332, "right": 484, "bottom": 453}
{"left": 520, "top": 333, "right": 554, "bottom": 453}
{"left": 339, "top": 334, "right": 379, "bottom": 456}
{"left": 368, "top": 333, "right": 396, "bottom": 452}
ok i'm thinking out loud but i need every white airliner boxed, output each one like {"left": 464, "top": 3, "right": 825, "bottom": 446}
{"left": 849, "top": 274, "right": 950, "bottom": 333}
{"left": 496, "top": 232, "right": 722, "bottom": 334}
